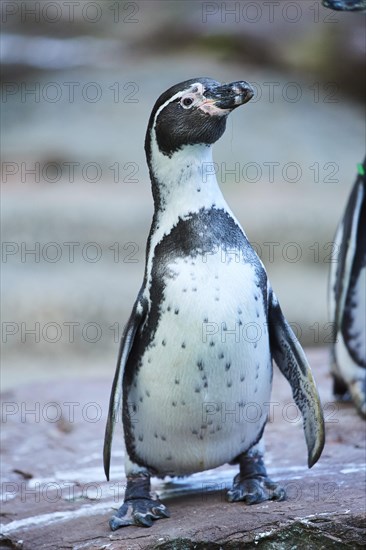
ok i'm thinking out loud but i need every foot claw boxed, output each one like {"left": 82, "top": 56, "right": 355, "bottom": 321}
{"left": 226, "top": 475, "right": 286, "bottom": 504}
{"left": 134, "top": 512, "right": 154, "bottom": 527}
{"left": 109, "top": 515, "right": 133, "bottom": 531}
{"left": 109, "top": 498, "right": 170, "bottom": 530}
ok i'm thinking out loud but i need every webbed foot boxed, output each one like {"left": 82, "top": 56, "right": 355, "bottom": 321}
{"left": 227, "top": 473, "right": 285, "bottom": 503}
{"left": 227, "top": 447, "right": 285, "bottom": 504}
{"left": 109, "top": 472, "right": 170, "bottom": 530}
{"left": 110, "top": 497, "right": 170, "bottom": 529}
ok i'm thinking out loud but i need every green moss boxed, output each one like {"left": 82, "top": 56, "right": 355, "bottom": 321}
{"left": 153, "top": 516, "right": 366, "bottom": 549}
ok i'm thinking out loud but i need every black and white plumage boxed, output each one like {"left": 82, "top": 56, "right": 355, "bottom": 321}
{"left": 104, "top": 78, "right": 325, "bottom": 530}
{"left": 329, "top": 158, "right": 366, "bottom": 417}
{"left": 322, "top": 0, "right": 366, "bottom": 11}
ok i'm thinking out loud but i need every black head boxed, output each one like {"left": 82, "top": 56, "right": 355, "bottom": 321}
{"left": 145, "top": 77, "right": 253, "bottom": 160}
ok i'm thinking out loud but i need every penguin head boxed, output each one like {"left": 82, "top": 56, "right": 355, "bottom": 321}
{"left": 145, "top": 78, "right": 253, "bottom": 160}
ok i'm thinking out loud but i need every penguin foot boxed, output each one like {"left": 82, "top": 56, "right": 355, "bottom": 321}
{"left": 332, "top": 372, "right": 349, "bottom": 398}
{"left": 227, "top": 446, "right": 285, "bottom": 504}
{"left": 109, "top": 497, "right": 170, "bottom": 530}
{"left": 109, "top": 472, "right": 170, "bottom": 530}
{"left": 332, "top": 373, "right": 366, "bottom": 418}
{"left": 349, "top": 379, "right": 366, "bottom": 419}
{"left": 226, "top": 474, "right": 285, "bottom": 504}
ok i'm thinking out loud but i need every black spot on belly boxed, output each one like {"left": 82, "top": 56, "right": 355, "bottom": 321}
{"left": 240, "top": 374, "right": 245, "bottom": 382}
{"left": 192, "top": 429, "right": 198, "bottom": 435}
{"left": 166, "top": 455, "right": 173, "bottom": 460}
{"left": 181, "top": 342, "right": 186, "bottom": 349}
{"left": 203, "top": 381, "right": 208, "bottom": 388}
{"left": 162, "top": 339, "right": 166, "bottom": 346}
{"left": 154, "top": 432, "right": 158, "bottom": 438}
{"left": 238, "top": 307, "right": 242, "bottom": 315}
{"left": 139, "top": 396, "right": 143, "bottom": 403}
{"left": 210, "top": 341, "right": 215, "bottom": 347}
{"left": 227, "top": 380, "right": 232, "bottom": 388}
{"left": 195, "top": 385, "right": 201, "bottom": 393}
{"left": 219, "top": 352, "right": 225, "bottom": 359}
{"left": 204, "top": 317, "right": 208, "bottom": 323}
{"left": 145, "top": 390, "right": 150, "bottom": 397}
{"left": 175, "top": 378, "right": 180, "bottom": 384}
{"left": 161, "top": 435, "right": 166, "bottom": 441}
{"left": 138, "top": 208, "right": 267, "bottom": 352}
{"left": 197, "top": 360, "right": 204, "bottom": 371}
{"left": 138, "top": 435, "right": 143, "bottom": 442}
{"left": 172, "top": 401, "right": 177, "bottom": 407}
{"left": 192, "top": 287, "right": 197, "bottom": 292}
{"left": 123, "top": 207, "right": 268, "bottom": 467}
{"left": 225, "top": 362, "right": 231, "bottom": 371}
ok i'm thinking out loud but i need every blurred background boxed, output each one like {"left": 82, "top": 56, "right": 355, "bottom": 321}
{"left": 1, "top": 0, "right": 365, "bottom": 389}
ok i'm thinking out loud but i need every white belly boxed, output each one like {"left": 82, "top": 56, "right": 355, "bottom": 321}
{"left": 127, "top": 253, "right": 272, "bottom": 475}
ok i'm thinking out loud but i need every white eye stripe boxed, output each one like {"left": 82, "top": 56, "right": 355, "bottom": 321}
{"left": 153, "top": 83, "right": 203, "bottom": 127}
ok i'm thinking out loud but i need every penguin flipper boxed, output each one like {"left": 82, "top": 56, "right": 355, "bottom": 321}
{"left": 331, "top": 158, "right": 365, "bottom": 334}
{"left": 103, "top": 294, "right": 147, "bottom": 480}
{"left": 268, "top": 290, "right": 325, "bottom": 468}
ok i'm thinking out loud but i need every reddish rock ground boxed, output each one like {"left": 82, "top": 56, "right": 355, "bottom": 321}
{"left": 1, "top": 348, "right": 365, "bottom": 549}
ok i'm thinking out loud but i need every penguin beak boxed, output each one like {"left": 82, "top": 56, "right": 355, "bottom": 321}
{"left": 204, "top": 81, "right": 254, "bottom": 111}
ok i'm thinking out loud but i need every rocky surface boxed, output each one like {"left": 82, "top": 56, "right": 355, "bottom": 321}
{"left": 1, "top": 348, "right": 365, "bottom": 549}
{"left": 2, "top": 4, "right": 366, "bottom": 548}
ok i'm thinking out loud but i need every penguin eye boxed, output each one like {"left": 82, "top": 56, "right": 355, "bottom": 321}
{"left": 181, "top": 96, "right": 194, "bottom": 109}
